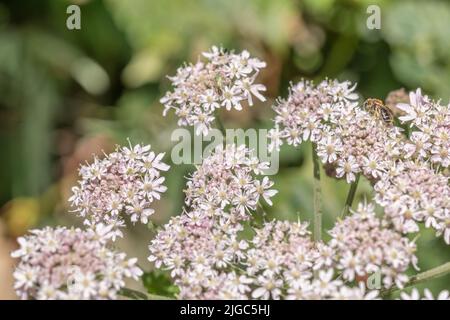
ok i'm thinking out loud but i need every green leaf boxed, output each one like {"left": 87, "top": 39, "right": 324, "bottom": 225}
{"left": 142, "top": 270, "right": 179, "bottom": 298}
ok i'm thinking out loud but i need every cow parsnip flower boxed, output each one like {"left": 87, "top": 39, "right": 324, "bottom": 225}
{"left": 11, "top": 226, "right": 142, "bottom": 300}
{"left": 69, "top": 143, "right": 169, "bottom": 239}
{"left": 161, "top": 46, "right": 267, "bottom": 135}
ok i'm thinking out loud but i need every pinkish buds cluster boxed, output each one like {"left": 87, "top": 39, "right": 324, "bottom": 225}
{"left": 160, "top": 46, "right": 267, "bottom": 135}
{"left": 184, "top": 144, "right": 277, "bottom": 221}
{"left": 269, "top": 79, "right": 406, "bottom": 184}
{"left": 150, "top": 194, "right": 419, "bottom": 299}
{"left": 11, "top": 226, "right": 142, "bottom": 300}
{"left": 374, "top": 161, "right": 450, "bottom": 244}
{"left": 329, "top": 202, "right": 418, "bottom": 289}
{"left": 397, "top": 89, "right": 450, "bottom": 168}
{"left": 69, "top": 143, "right": 169, "bottom": 239}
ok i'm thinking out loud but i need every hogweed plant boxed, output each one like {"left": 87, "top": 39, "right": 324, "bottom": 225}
{"left": 11, "top": 46, "right": 450, "bottom": 300}
{"left": 69, "top": 143, "right": 170, "bottom": 240}
{"left": 160, "top": 46, "right": 267, "bottom": 136}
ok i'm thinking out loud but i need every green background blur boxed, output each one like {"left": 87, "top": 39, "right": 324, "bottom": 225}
{"left": 0, "top": 0, "right": 449, "bottom": 299}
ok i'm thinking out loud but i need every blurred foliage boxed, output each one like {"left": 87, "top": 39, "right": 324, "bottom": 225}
{"left": 142, "top": 270, "right": 179, "bottom": 298}
{"left": 0, "top": 0, "right": 448, "bottom": 297}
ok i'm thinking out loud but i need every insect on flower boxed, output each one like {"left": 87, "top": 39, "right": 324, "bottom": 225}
{"left": 363, "top": 98, "right": 394, "bottom": 124}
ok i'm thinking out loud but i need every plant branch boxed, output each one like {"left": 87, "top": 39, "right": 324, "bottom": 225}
{"left": 381, "top": 261, "right": 450, "bottom": 296}
{"left": 341, "top": 173, "right": 360, "bottom": 218}
{"left": 215, "top": 110, "right": 226, "bottom": 136}
{"left": 312, "top": 143, "right": 322, "bottom": 242}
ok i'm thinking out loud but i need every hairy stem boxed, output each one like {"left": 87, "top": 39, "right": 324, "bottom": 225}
{"left": 119, "top": 287, "right": 173, "bottom": 300}
{"left": 312, "top": 143, "right": 322, "bottom": 242}
{"left": 341, "top": 173, "right": 360, "bottom": 218}
{"left": 381, "top": 261, "right": 450, "bottom": 296}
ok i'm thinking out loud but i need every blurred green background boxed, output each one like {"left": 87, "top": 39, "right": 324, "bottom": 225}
{"left": 0, "top": 0, "right": 448, "bottom": 299}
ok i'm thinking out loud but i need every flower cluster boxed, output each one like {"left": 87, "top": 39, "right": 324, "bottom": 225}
{"left": 148, "top": 143, "right": 417, "bottom": 299}
{"left": 12, "top": 226, "right": 142, "bottom": 300}
{"left": 329, "top": 202, "right": 418, "bottom": 289}
{"left": 374, "top": 161, "right": 450, "bottom": 243}
{"left": 269, "top": 79, "right": 406, "bottom": 184}
{"left": 244, "top": 219, "right": 379, "bottom": 300}
{"left": 149, "top": 205, "right": 391, "bottom": 299}
{"left": 269, "top": 81, "right": 449, "bottom": 246}
{"left": 397, "top": 89, "right": 450, "bottom": 168}
{"left": 184, "top": 144, "right": 277, "bottom": 221}
{"left": 269, "top": 79, "right": 359, "bottom": 150}
{"left": 69, "top": 143, "right": 169, "bottom": 238}
{"left": 160, "top": 46, "right": 267, "bottom": 135}
{"left": 148, "top": 211, "right": 249, "bottom": 299}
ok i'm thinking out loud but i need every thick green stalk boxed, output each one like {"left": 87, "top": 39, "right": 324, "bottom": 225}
{"left": 341, "top": 173, "right": 360, "bottom": 217}
{"left": 312, "top": 143, "right": 322, "bottom": 242}
{"left": 381, "top": 261, "right": 450, "bottom": 296}
{"left": 215, "top": 110, "right": 226, "bottom": 136}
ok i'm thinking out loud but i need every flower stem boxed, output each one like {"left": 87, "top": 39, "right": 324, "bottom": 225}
{"left": 381, "top": 261, "right": 450, "bottom": 296}
{"left": 341, "top": 173, "right": 360, "bottom": 218}
{"left": 312, "top": 143, "right": 322, "bottom": 242}
{"left": 215, "top": 110, "right": 226, "bottom": 136}
{"left": 118, "top": 287, "right": 173, "bottom": 300}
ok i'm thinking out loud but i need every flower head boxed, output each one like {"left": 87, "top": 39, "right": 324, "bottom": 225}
{"left": 329, "top": 202, "right": 418, "bottom": 289}
{"left": 161, "top": 46, "right": 266, "bottom": 135}
{"left": 12, "top": 226, "right": 142, "bottom": 300}
{"left": 69, "top": 143, "right": 169, "bottom": 238}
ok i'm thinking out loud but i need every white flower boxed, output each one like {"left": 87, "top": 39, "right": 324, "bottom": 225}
{"left": 72, "top": 272, "right": 97, "bottom": 299}
{"left": 254, "top": 177, "right": 278, "bottom": 206}
{"left": 317, "top": 136, "right": 341, "bottom": 163}
{"left": 222, "top": 86, "right": 242, "bottom": 111}
{"left": 397, "top": 89, "right": 427, "bottom": 124}
{"left": 252, "top": 275, "right": 283, "bottom": 300}
{"left": 13, "top": 266, "right": 37, "bottom": 291}
{"left": 336, "top": 156, "right": 359, "bottom": 183}
{"left": 236, "top": 77, "right": 266, "bottom": 106}
{"left": 339, "top": 251, "right": 362, "bottom": 281}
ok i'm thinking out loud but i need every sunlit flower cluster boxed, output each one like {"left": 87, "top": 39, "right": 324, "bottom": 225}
{"left": 269, "top": 79, "right": 358, "bottom": 150}
{"left": 374, "top": 161, "right": 450, "bottom": 243}
{"left": 184, "top": 144, "right": 277, "bottom": 221}
{"left": 397, "top": 89, "right": 450, "bottom": 168}
{"left": 148, "top": 146, "right": 409, "bottom": 300}
{"left": 269, "top": 79, "right": 406, "bottom": 184}
{"left": 160, "top": 46, "right": 267, "bottom": 135}
{"left": 245, "top": 219, "right": 378, "bottom": 300}
{"left": 149, "top": 205, "right": 386, "bottom": 300}
{"left": 329, "top": 202, "right": 418, "bottom": 289}
{"left": 12, "top": 226, "right": 142, "bottom": 300}
{"left": 69, "top": 143, "right": 169, "bottom": 239}
{"left": 269, "top": 80, "right": 450, "bottom": 247}
{"left": 148, "top": 211, "right": 249, "bottom": 299}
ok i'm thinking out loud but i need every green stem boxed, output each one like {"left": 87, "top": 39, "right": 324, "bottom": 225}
{"left": 341, "top": 173, "right": 360, "bottom": 218}
{"left": 381, "top": 261, "right": 450, "bottom": 297}
{"left": 118, "top": 288, "right": 173, "bottom": 300}
{"left": 215, "top": 110, "right": 226, "bottom": 136}
{"left": 312, "top": 143, "right": 322, "bottom": 242}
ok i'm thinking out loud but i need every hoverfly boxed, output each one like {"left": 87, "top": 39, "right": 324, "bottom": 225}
{"left": 363, "top": 98, "right": 394, "bottom": 124}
